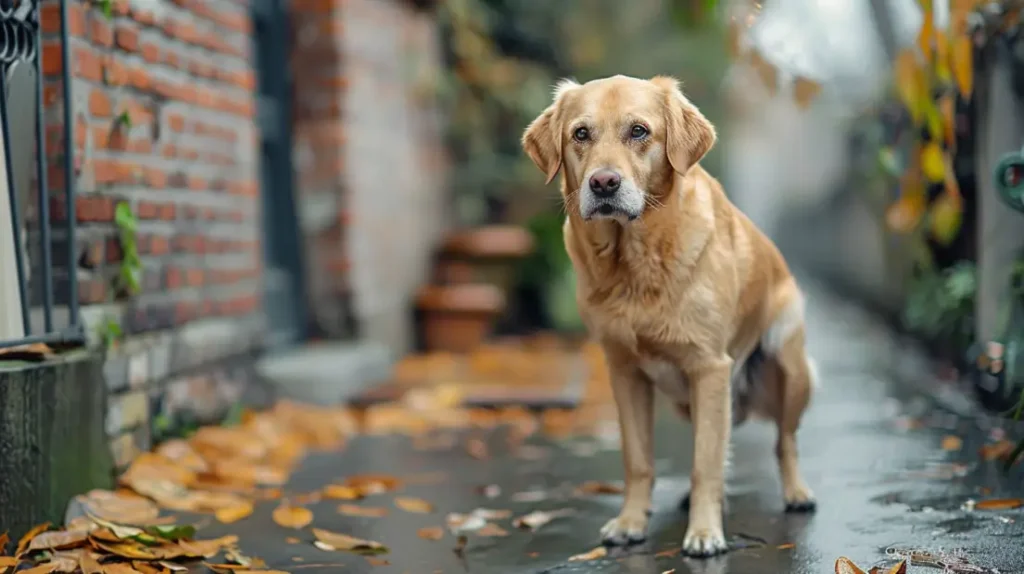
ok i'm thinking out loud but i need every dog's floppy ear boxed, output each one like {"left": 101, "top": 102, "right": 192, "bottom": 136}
{"left": 522, "top": 79, "right": 579, "bottom": 185}
{"left": 653, "top": 76, "right": 716, "bottom": 174}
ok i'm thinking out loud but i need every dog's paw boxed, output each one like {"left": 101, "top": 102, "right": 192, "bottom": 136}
{"left": 681, "top": 526, "right": 729, "bottom": 558}
{"left": 600, "top": 514, "right": 648, "bottom": 546}
{"left": 783, "top": 485, "right": 817, "bottom": 513}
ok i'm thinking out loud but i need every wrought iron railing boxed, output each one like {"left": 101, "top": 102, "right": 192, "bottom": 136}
{"left": 0, "top": 0, "right": 80, "bottom": 349}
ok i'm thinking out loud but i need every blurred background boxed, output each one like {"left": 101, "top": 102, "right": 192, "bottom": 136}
{"left": 2, "top": 0, "right": 1024, "bottom": 470}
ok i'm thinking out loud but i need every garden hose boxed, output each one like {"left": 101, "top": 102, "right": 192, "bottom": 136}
{"left": 993, "top": 146, "right": 1024, "bottom": 213}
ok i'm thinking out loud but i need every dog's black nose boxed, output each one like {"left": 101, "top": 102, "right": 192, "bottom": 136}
{"left": 589, "top": 170, "right": 621, "bottom": 197}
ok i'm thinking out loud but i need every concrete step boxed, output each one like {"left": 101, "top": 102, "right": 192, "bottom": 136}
{"left": 254, "top": 341, "right": 393, "bottom": 406}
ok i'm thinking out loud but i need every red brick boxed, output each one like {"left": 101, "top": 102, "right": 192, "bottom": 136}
{"left": 74, "top": 45, "right": 103, "bottom": 82}
{"left": 41, "top": 2, "right": 85, "bottom": 36}
{"left": 167, "top": 114, "right": 186, "bottom": 132}
{"left": 157, "top": 203, "right": 176, "bottom": 221}
{"left": 137, "top": 201, "right": 159, "bottom": 220}
{"left": 150, "top": 235, "right": 170, "bottom": 255}
{"left": 128, "top": 66, "right": 151, "bottom": 91}
{"left": 106, "top": 237, "right": 124, "bottom": 263}
{"left": 115, "top": 24, "right": 140, "bottom": 52}
{"left": 89, "top": 15, "right": 114, "bottom": 47}
{"left": 41, "top": 41, "right": 63, "bottom": 76}
{"left": 76, "top": 195, "right": 115, "bottom": 222}
{"left": 88, "top": 89, "right": 113, "bottom": 117}
{"left": 93, "top": 159, "right": 121, "bottom": 184}
{"left": 132, "top": 7, "right": 157, "bottom": 26}
{"left": 79, "top": 278, "right": 108, "bottom": 305}
{"left": 141, "top": 43, "right": 161, "bottom": 64}
{"left": 166, "top": 266, "right": 183, "bottom": 290}
{"left": 104, "top": 56, "right": 129, "bottom": 86}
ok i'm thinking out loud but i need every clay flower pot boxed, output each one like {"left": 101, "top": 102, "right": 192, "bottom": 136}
{"left": 416, "top": 283, "right": 506, "bottom": 353}
{"left": 438, "top": 225, "right": 534, "bottom": 291}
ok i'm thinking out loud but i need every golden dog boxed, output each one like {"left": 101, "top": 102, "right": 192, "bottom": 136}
{"left": 521, "top": 75, "right": 816, "bottom": 557}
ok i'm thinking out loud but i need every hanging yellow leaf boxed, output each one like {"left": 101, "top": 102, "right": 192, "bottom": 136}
{"left": 929, "top": 192, "right": 963, "bottom": 245}
{"left": 935, "top": 30, "right": 952, "bottom": 83}
{"left": 938, "top": 93, "right": 956, "bottom": 149}
{"left": 893, "top": 49, "right": 926, "bottom": 123}
{"left": 918, "top": 12, "right": 935, "bottom": 63}
{"left": 922, "top": 97, "right": 944, "bottom": 142}
{"left": 921, "top": 142, "right": 946, "bottom": 182}
{"left": 748, "top": 49, "right": 778, "bottom": 95}
{"left": 951, "top": 34, "right": 974, "bottom": 99}
{"left": 793, "top": 77, "right": 822, "bottom": 109}
{"left": 272, "top": 503, "right": 313, "bottom": 529}
{"left": 886, "top": 194, "right": 927, "bottom": 233}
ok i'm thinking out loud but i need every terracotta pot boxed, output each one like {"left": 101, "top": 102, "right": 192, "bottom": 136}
{"left": 416, "top": 283, "right": 506, "bottom": 353}
{"left": 439, "top": 225, "right": 535, "bottom": 292}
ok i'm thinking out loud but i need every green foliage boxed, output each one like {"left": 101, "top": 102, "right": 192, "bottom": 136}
{"left": 115, "top": 201, "right": 142, "bottom": 297}
{"left": 901, "top": 261, "right": 976, "bottom": 351}
{"left": 115, "top": 110, "right": 132, "bottom": 130}
{"left": 95, "top": 0, "right": 113, "bottom": 19}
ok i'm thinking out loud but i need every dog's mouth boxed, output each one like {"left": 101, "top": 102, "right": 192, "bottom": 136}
{"left": 584, "top": 201, "right": 641, "bottom": 221}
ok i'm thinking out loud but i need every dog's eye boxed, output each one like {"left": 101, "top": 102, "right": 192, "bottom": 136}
{"left": 630, "top": 125, "right": 648, "bottom": 139}
{"left": 573, "top": 127, "right": 590, "bottom": 142}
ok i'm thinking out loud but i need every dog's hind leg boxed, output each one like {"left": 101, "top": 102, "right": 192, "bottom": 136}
{"left": 771, "top": 328, "right": 816, "bottom": 512}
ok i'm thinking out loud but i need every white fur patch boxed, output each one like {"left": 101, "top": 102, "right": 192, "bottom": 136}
{"left": 761, "top": 291, "right": 805, "bottom": 355}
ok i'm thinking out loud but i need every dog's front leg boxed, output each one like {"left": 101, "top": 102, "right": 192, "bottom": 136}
{"left": 600, "top": 357, "right": 654, "bottom": 546}
{"left": 682, "top": 355, "right": 732, "bottom": 557}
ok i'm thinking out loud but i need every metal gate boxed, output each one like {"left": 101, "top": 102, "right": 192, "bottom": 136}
{"left": 252, "top": 0, "right": 308, "bottom": 349}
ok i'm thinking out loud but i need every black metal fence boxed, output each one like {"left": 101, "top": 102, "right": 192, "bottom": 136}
{"left": 0, "top": 0, "right": 80, "bottom": 349}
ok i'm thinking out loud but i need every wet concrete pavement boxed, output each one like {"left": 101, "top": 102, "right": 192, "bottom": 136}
{"left": 202, "top": 282, "right": 1024, "bottom": 573}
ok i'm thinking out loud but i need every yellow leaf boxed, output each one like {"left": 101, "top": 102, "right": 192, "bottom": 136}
{"left": 975, "top": 498, "right": 1023, "bottom": 510}
{"left": 935, "top": 31, "right": 952, "bottom": 83}
{"left": 417, "top": 527, "right": 444, "bottom": 541}
{"left": 886, "top": 194, "right": 927, "bottom": 233}
{"left": 748, "top": 49, "right": 778, "bottom": 95}
{"left": 793, "top": 77, "right": 822, "bottom": 109}
{"left": 894, "top": 50, "right": 927, "bottom": 123}
{"left": 951, "top": 34, "right": 974, "bottom": 98}
{"left": 938, "top": 94, "right": 956, "bottom": 149}
{"left": 393, "top": 497, "right": 434, "bottom": 514}
{"left": 272, "top": 503, "right": 313, "bottom": 529}
{"left": 918, "top": 14, "right": 935, "bottom": 63}
{"left": 941, "top": 435, "right": 964, "bottom": 451}
{"left": 887, "top": 559, "right": 908, "bottom": 574}
{"left": 322, "top": 485, "right": 362, "bottom": 500}
{"left": 337, "top": 504, "right": 389, "bottom": 518}
{"left": 215, "top": 500, "right": 254, "bottom": 524}
{"left": 568, "top": 546, "right": 607, "bottom": 562}
{"left": 15, "top": 523, "right": 51, "bottom": 556}
{"left": 921, "top": 142, "right": 946, "bottom": 182}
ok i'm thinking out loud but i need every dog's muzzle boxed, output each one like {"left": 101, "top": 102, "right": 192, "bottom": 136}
{"left": 579, "top": 168, "right": 644, "bottom": 221}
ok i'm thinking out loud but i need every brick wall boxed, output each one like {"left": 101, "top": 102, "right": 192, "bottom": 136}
{"left": 291, "top": 0, "right": 448, "bottom": 351}
{"left": 26, "top": 0, "right": 447, "bottom": 469}
{"left": 38, "top": 0, "right": 263, "bottom": 468}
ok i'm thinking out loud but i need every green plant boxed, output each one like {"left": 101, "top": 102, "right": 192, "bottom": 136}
{"left": 94, "top": 0, "right": 113, "bottom": 19}
{"left": 114, "top": 201, "right": 142, "bottom": 296}
{"left": 901, "top": 261, "right": 976, "bottom": 352}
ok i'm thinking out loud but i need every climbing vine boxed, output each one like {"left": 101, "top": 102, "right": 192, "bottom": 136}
{"left": 96, "top": 202, "right": 142, "bottom": 350}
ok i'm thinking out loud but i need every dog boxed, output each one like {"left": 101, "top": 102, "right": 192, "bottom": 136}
{"left": 521, "top": 75, "right": 817, "bottom": 557}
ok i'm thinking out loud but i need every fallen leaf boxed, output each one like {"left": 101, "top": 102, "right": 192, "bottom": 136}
{"left": 417, "top": 527, "right": 444, "bottom": 541}
{"left": 342, "top": 475, "right": 402, "bottom": 497}
{"left": 476, "top": 523, "right": 509, "bottom": 537}
{"left": 574, "top": 481, "right": 624, "bottom": 496}
{"left": 16, "top": 523, "right": 51, "bottom": 555}
{"left": 216, "top": 501, "right": 255, "bottom": 524}
{"left": 365, "top": 557, "right": 390, "bottom": 566}
{"left": 0, "top": 556, "right": 20, "bottom": 569}
{"left": 322, "top": 485, "right": 362, "bottom": 500}
{"left": 338, "top": 504, "right": 389, "bottom": 518}
{"left": 272, "top": 503, "right": 313, "bottom": 529}
{"left": 466, "top": 438, "right": 489, "bottom": 460}
{"left": 568, "top": 546, "right": 607, "bottom": 562}
{"left": 887, "top": 559, "right": 907, "bottom": 574}
{"left": 941, "top": 435, "right": 963, "bottom": 452}
{"left": 835, "top": 557, "right": 868, "bottom": 574}
{"left": 79, "top": 490, "right": 162, "bottom": 526}
{"left": 78, "top": 553, "right": 103, "bottom": 574}
{"left": 777, "top": 543, "right": 796, "bottom": 550}
{"left": 394, "top": 497, "right": 433, "bottom": 514}
{"left": 654, "top": 548, "right": 680, "bottom": 558}
{"left": 17, "top": 564, "right": 58, "bottom": 574}
{"left": 512, "top": 509, "right": 574, "bottom": 531}
{"left": 974, "top": 498, "right": 1023, "bottom": 510}
{"left": 980, "top": 440, "right": 1015, "bottom": 461}
{"left": 144, "top": 523, "right": 196, "bottom": 541}
{"left": 312, "top": 528, "right": 388, "bottom": 556}
{"left": 101, "top": 564, "right": 145, "bottom": 574}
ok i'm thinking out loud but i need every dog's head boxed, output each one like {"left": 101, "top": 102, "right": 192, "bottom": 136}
{"left": 522, "top": 75, "right": 716, "bottom": 223}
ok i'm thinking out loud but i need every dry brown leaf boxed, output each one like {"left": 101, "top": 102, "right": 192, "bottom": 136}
{"left": 311, "top": 528, "right": 388, "bottom": 556}
{"left": 92, "top": 540, "right": 165, "bottom": 561}
{"left": 0, "top": 556, "right": 20, "bottom": 571}
{"left": 975, "top": 498, "right": 1023, "bottom": 510}
{"left": 466, "top": 438, "right": 489, "bottom": 460}
{"left": 777, "top": 543, "right": 796, "bottom": 550}
{"left": 887, "top": 559, "right": 907, "bottom": 574}
{"left": 28, "top": 530, "right": 90, "bottom": 552}
{"left": 0, "top": 532, "right": 8, "bottom": 554}
{"left": 394, "top": 497, "right": 434, "bottom": 514}
{"left": 338, "top": 504, "right": 388, "bottom": 518}
{"left": 513, "top": 509, "right": 573, "bottom": 531}
{"left": 574, "top": 481, "right": 624, "bottom": 496}
{"left": 16, "top": 523, "right": 51, "bottom": 555}
{"left": 417, "top": 527, "right": 444, "bottom": 541}
{"left": 18, "top": 564, "right": 58, "bottom": 574}
{"left": 79, "top": 490, "right": 162, "bottom": 527}
{"left": 101, "top": 564, "right": 145, "bottom": 574}
{"left": 941, "top": 435, "right": 963, "bottom": 452}
{"left": 476, "top": 523, "right": 509, "bottom": 537}
{"left": 568, "top": 546, "right": 607, "bottom": 562}
{"left": 342, "top": 475, "right": 402, "bottom": 497}
{"left": 216, "top": 500, "right": 255, "bottom": 524}
{"left": 980, "top": 439, "right": 1015, "bottom": 461}
{"left": 364, "top": 557, "right": 390, "bottom": 567}
{"left": 272, "top": 503, "right": 313, "bottom": 529}
{"left": 835, "top": 557, "right": 868, "bottom": 574}
{"left": 175, "top": 535, "right": 239, "bottom": 559}
{"left": 77, "top": 553, "right": 103, "bottom": 574}
{"left": 285, "top": 537, "right": 300, "bottom": 544}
